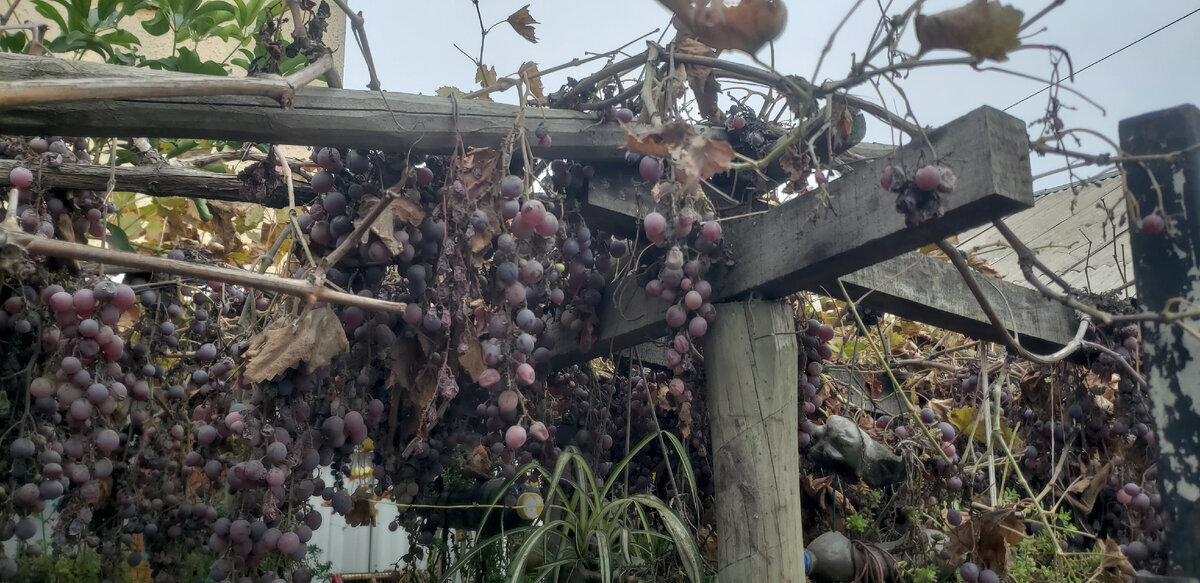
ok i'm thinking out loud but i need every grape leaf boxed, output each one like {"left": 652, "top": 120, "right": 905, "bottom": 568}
{"left": 518, "top": 61, "right": 545, "bottom": 104}
{"left": 945, "top": 508, "right": 1025, "bottom": 571}
{"left": 506, "top": 4, "right": 539, "bottom": 43}
{"left": 675, "top": 37, "right": 721, "bottom": 120}
{"left": 915, "top": 0, "right": 1024, "bottom": 62}
{"left": 1099, "top": 537, "right": 1137, "bottom": 582}
{"left": 656, "top": 0, "right": 787, "bottom": 54}
{"left": 436, "top": 86, "right": 465, "bottom": 98}
{"left": 104, "top": 223, "right": 133, "bottom": 252}
{"left": 242, "top": 307, "right": 350, "bottom": 383}
{"left": 475, "top": 64, "right": 497, "bottom": 88}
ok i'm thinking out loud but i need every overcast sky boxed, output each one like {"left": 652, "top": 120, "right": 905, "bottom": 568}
{"left": 341, "top": 0, "right": 1200, "bottom": 188}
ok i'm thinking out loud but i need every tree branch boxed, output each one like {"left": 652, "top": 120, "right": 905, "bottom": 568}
{"left": 0, "top": 229, "right": 408, "bottom": 315}
{"left": 934, "top": 239, "right": 1090, "bottom": 366}
{"left": 328, "top": 0, "right": 379, "bottom": 90}
{"left": 0, "top": 158, "right": 316, "bottom": 208}
{"left": 0, "top": 52, "right": 336, "bottom": 109}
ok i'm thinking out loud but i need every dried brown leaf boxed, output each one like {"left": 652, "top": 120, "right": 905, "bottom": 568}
{"left": 915, "top": 0, "right": 1024, "bottom": 61}
{"left": 1099, "top": 537, "right": 1137, "bottom": 582}
{"left": 674, "top": 38, "right": 720, "bottom": 111}
{"left": 463, "top": 444, "right": 494, "bottom": 478}
{"left": 669, "top": 133, "right": 735, "bottom": 193}
{"left": 966, "top": 250, "right": 1004, "bottom": 278}
{"left": 345, "top": 485, "right": 378, "bottom": 527}
{"left": 623, "top": 122, "right": 677, "bottom": 158}
{"left": 677, "top": 401, "right": 692, "bottom": 439}
{"left": 457, "top": 335, "right": 487, "bottom": 382}
{"left": 945, "top": 508, "right": 1025, "bottom": 571}
{"left": 506, "top": 4, "right": 539, "bottom": 43}
{"left": 242, "top": 307, "right": 349, "bottom": 383}
{"left": 204, "top": 201, "right": 245, "bottom": 257}
{"left": 659, "top": 0, "right": 787, "bottom": 54}
{"left": 387, "top": 341, "right": 437, "bottom": 445}
{"left": 475, "top": 64, "right": 497, "bottom": 88}
{"left": 518, "top": 61, "right": 545, "bottom": 104}
{"left": 1067, "top": 460, "right": 1112, "bottom": 514}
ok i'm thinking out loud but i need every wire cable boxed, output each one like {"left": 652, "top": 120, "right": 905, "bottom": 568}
{"left": 1004, "top": 6, "right": 1200, "bottom": 112}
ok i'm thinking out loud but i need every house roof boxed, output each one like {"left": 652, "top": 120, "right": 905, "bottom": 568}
{"left": 955, "top": 169, "right": 1134, "bottom": 296}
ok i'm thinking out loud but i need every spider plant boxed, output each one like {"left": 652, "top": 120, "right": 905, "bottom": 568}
{"left": 440, "top": 431, "right": 706, "bottom": 583}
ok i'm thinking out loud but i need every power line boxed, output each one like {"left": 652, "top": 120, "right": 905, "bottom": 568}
{"left": 1003, "top": 6, "right": 1200, "bottom": 112}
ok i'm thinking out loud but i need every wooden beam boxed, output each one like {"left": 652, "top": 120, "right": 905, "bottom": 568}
{"left": 1120, "top": 104, "right": 1200, "bottom": 577}
{"left": 0, "top": 159, "right": 316, "bottom": 208}
{"left": 834, "top": 252, "right": 1080, "bottom": 355}
{"left": 703, "top": 301, "right": 804, "bottom": 581}
{"left": 0, "top": 53, "right": 627, "bottom": 160}
{"left": 553, "top": 106, "right": 1035, "bottom": 365}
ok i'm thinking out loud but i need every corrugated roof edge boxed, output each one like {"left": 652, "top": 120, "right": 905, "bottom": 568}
{"left": 1034, "top": 168, "right": 1123, "bottom": 199}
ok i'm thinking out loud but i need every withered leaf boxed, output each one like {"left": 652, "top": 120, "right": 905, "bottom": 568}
{"left": 463, "top": 444, "right": 493, "bottom": 477}
{"left": 506, "top": 4, "right": 539, "bottom": 43}
{"left": 1067, "top": 460, "right": 1112, "bottom": 515}
{"left": 915, "top": 0, "right": 1024, "bottom": 62}
{"left": 676, "top": 35, "right": 720, "bottom": 119}
{"left": 345, "top": 485, "right": 378, "bottom": 527}
{"left": 457, "top": 335, "right": 487, "bottom": 382}
{"left": 242, "top": 307, "right": 349, "bottom": 383}
{"left": 1099, "top": 537, "right": 1137, "bottom": 582}
{"left": 203, "top": 201, "right": 245, "bottom": 258}
{"left": 519, "top": 61, "right": 545, "bottom": 104}
{"left": 475, "top": 64, "right": 497, "bottom": 88}
{"left": 668, "top": 132, "right": 735, "bottom": 193}
{"left": 658, "top": 0, "right": 787, "bottom": 54}
{"left": 945, "top": 508, "right": 1025, "bottom": 571}
{"left": 387, "top": 341, "right": 436, "bottom": 445}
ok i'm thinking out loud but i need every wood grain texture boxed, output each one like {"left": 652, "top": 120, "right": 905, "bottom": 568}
{"left": 552, "top": 106, "right": 1035, "bottom": 366}
{"left": 834, "top": 252, "right": 1080, "bottom": 354}
{"left": 703, "top": 301, "right": 804, "bottom": 582}
{"left": 0, "top": 53, "right": 627, "bottom": 160}
{"left": 0, "top": 159, "right": 316, "bottom": 208}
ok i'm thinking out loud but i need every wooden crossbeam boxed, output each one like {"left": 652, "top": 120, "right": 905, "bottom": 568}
{"left": 0, "top": 53, "right": 627, "bottom": 160}
{"left": 0, "top": 159, "right": 315, "bottom": 208}
{"left": 552, "top": 106, "right": 1037, "bottom": 366}
{"left": 833, "top": 252, "right": 1080, "bottom": 354}
{"left": 623, "top": 250, "right": 1081, "bottom": 369}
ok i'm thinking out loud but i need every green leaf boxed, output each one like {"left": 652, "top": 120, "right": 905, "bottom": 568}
{"left": 174, "top": 47, "right": 229, "bottom": 75}
{"left": 192, "top": 199, "right": 212, "bottom": 222}
{"left": 100, "top": 30, "right": 140, "bottom": 48}
{"left": 1, "top": 32, "right": 31, "bottom": 53}
{"left": 141, "top": 10, "right": 170, "bottom": 36}
{"left": 32, "top": 1, "right": 70, "bottom": 34}
{"left": 627, "top": 495, "right": 704, "bottom": 582}
{"left": 435, "top": 86, "right": 465, "bottom": 98}
{"left": 105, "top": 223, "right": 133, "bottom": 252}
{"left": 200, "top": 162, "right": 229, "bottom": 174}
{"left": 163, "top": 139, "right": 198, "bottom": 158}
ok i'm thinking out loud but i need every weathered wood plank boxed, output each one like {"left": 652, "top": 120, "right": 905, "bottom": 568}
{"left": 0, "top": 53, "right": 627, "bottom": 160}
{"left": 1121, "top": 104, "right": 1200, "bottom": 577}
{"left": 553, "top": 106, "right": 1035, "bottom": 365}
{"left": 834, "top": 252, "right": 1080, "bottom": 354}
{"left": 703, "top": 301, "right": 804, "bottom": 581}
{"left": 0, "top": 159, "right": 316, "bottom": 208}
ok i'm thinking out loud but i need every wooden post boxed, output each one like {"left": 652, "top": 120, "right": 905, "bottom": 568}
{"left": 703, "top": 301, "right": 804, "bottom": 581}
{"left": 1120, "top": 104, "right": 1200, "bottom": 577}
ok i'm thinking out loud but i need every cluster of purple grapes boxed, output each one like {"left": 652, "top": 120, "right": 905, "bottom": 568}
{"left": 797, "top": 319, "right": 837, "bottom": 448}
{"left": 3, "top": 136, "right": 102, "bottom": 239}
{"left": 880, "top": 163, "right": 957, "bottom": 227}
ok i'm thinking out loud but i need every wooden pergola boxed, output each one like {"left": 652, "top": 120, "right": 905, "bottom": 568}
{"left": 3, "top": 52, "right": 1198, "bottom": 580}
